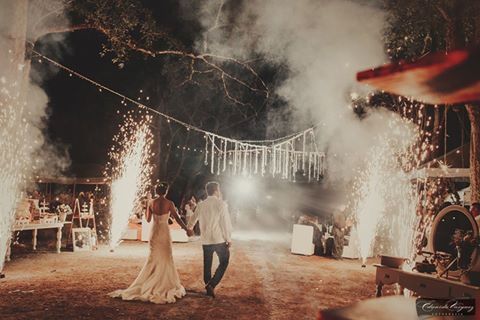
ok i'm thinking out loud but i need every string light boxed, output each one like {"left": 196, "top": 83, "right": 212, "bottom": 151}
{"left": 31, "top": 50, "right": 326, "bottom": 181}
{"left": 31, "top": 49, "right": 318, "bottom": 146}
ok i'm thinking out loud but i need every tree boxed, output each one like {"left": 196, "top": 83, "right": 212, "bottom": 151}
{"left": 0, "top": 0, "right": 272, "bottom": 187}
{"left": 1, "top": 0, "right": 269, "bottom": 125}
{"left": 384, "top": 0, "right": 480, "bottom": 203}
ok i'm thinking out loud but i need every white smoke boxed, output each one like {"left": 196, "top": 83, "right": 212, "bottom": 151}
{"left": 0, "top": 0, "right": 70, "bottom": 271}
{"left": 186, "top": 0, "right": 419, "bottom": 256}
{"left": 28, "top": 71, "right": 71, "bottom": 176}
{"left": 185, "top": 0, "right": 399, "bottom": 183}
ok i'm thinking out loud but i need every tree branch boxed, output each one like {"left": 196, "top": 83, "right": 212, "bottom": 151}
{"left": 203, "top": 0, "right": 225, "bottom": 52}
{"left": 33, "top": 15, "right": 269, "bottom": 109}
{"left": 33, "top": 23, "right": 93, "bottom": 41}
{"left": 435, "top": 4, "right": 451, "bottom": 23}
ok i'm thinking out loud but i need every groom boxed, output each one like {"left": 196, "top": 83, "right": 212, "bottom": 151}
{"left": 187, "top": 181, "right": 232, "bottom": 298}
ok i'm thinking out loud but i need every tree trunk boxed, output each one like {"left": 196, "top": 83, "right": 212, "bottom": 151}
{"left": 0, "top": 0, "right": 28, "bottom": 83}
{"left": 467, "top": 106, "right": 480, "bottom": 203}
{"left": 468, "top": 10, "right": 480, "bottom": 204}
{"left": 439, "top": 2, "right": 480, "bottom": 204}
{"left": 431, "top": 106, "right": 443, "bottom": 160}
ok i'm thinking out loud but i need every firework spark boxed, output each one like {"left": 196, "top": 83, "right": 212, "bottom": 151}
{"left": 353, "top": 115, "right": 421, "bottom": 264}
{"left": 107, "top": 111, "right": 154, "bottom": 249}
{"left": 354, "top": 148, "right": 388, "bottom": 263}
{"left": 0, "top": 79, "right": 30, "bottom": 271}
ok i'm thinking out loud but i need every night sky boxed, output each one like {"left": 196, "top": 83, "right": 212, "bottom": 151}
{"left": 35, "top": 31, "right": 122, "bottom": 174}
{"left": 31, "top": 1, "right": 270, "bottom": 178}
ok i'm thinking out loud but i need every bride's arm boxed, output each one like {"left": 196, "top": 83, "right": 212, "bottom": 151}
{"left": 146, "top": 200, "right": 152, "bottom": 223}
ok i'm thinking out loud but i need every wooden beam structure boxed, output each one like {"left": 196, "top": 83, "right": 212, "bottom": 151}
{"left": 357, "top": 48, "right": 480, "bottom": 105}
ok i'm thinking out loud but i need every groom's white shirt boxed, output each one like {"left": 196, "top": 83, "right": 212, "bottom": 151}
{"left": 187, "top": 196, "right": 232, "bottom": 245}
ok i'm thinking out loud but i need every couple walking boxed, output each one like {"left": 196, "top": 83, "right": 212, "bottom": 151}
{"left": 109, "top": 181, "right": 232, "bottom": 303}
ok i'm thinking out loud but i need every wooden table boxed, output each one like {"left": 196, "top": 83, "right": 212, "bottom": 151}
{"left": 6, "top": 222, "right": 64, "bottom": 261}
{"left": 318, "top": 296, "right": 418, "bottom": 320}
{"left": 374, "top": 264, "right": 480, "bottom": 299}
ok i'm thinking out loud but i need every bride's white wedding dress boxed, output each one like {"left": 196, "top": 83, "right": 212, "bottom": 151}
{"left": 109, "top": 212, "right": 186, "bottom": 304}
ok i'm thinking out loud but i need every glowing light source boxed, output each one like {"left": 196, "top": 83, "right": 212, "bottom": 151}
{"left": 353, "top": 115, "right": 421, "bottom": 265}
{"left": 231, "top": 177, "right": 256, "bottom": 199}
{"left": 107, "top": 113, "right": 154, "bottom": 249}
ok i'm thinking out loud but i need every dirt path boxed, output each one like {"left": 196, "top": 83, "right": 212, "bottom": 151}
{"left": 0, "top": 234, "right": 377, "bottom": 319}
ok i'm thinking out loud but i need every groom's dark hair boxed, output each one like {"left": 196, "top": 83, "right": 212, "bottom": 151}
{"left": 205, "top": 181, "right": 220, "bottom": 196}
{"left": 156, "top": 182, "right": 169, "bottom": 195}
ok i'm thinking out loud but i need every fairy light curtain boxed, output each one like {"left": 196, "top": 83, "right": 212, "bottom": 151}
{"left": 33, "top": 50, "right": 325, "bottom": 182}
{"left": 203, "top": 128, "right": 325, "bottom": 182}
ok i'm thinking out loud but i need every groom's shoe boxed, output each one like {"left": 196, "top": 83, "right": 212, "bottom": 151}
{"left": 205, "top": 284, "right": 215, "bottom": 298}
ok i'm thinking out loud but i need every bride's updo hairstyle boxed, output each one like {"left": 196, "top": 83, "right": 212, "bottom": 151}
{"left": 156, "top": 182, "right": 169, "bottom": 196}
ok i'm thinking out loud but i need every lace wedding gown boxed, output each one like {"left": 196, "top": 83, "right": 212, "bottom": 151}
{"left": 109, "top": 212, "right": 186, "bottom": 304}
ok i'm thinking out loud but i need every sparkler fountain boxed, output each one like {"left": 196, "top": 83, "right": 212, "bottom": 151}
{"left": 354, "top": 146, "right": 388, "bottom": 265}
{"left": 107, "top": 112, "right": 154, "bottom": 250}
{"left": 353, "top": 115, "right": 421, "bottom": 266}
{"left": 0, "top": 79, "right": 30, "bottom": 273}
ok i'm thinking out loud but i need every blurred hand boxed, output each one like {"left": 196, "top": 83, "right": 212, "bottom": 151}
{"left": 346, "top": 217, "right": 353, "bottom": 228}
{"left": 226, "top": 241, "right": 232, "bottom": 248}
{"left": 186, "top": 229, "right": 194, "bottom": 237}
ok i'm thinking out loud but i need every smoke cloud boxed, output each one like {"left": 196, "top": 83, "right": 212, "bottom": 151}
{"left": 185, "top": 0, "right": 415, "bottom": 186}
{"left": 185, "top": 0, "right": 419, "bottom": 255}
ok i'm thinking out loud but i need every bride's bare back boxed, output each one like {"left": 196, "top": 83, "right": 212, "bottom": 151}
{"left": 150, "top": 196, "right": 174, "bottom": 216}
{"left": 146, "top": 196, "right": 189, "bottom": 233}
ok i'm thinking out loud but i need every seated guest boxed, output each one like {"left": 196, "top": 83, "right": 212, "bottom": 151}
{"left": 185, "top": 195, "right": 199, "bottom": 235}
{"left": 184, "top": 196, "right": 195, "bottom": 220}
{"left": 332, "top": 206, "right": 347, "bottom": 259}
{"left": 298, "top": 213, "right": 324, "bottom": 256}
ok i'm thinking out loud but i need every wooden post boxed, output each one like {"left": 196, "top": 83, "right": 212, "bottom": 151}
{"left": 56, "top": 226, "right": 62, "bottom": 253}
{"left": 32, "top": 229, "right": 37, "bottom": 251}
{"left": 467, "top": 105, "right": 480, "bottom": 203}
{"left": 5, "top": 236, "right": 12, "bottom": 262}
{"left": 376, "top": 282, "right": 383, "bottom": 297}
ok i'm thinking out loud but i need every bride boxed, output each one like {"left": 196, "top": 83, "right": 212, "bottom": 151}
{"left": 109, "top": 182, "right": 192, "bottom": 304}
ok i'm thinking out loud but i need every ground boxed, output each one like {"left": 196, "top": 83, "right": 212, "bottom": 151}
{"left": 1, "top": 232, "right": 379, "bottom": 320}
